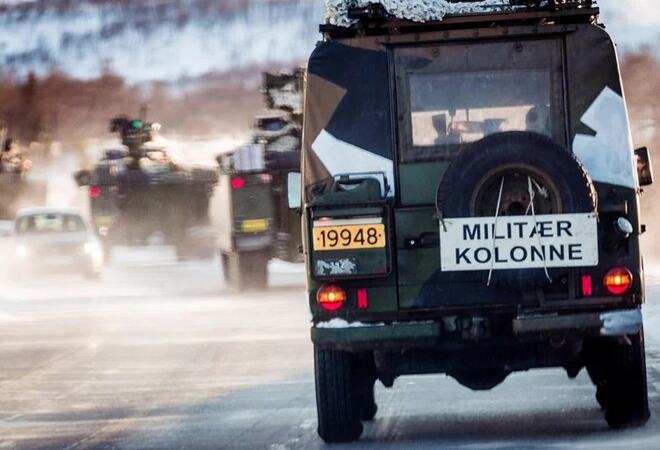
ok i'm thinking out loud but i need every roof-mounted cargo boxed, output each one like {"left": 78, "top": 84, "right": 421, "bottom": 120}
{"left": 322, "top": 0, "right": 599, "bottom": 37}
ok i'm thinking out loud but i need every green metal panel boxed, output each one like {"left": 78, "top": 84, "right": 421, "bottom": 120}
{"left": 394, "top": 207, "right": 440, "bottom": 308}
{"left": 399, "top": 161, "right": 449, "bottom": 206}
{"left": 311, "top": 321, "right": 440, "bottom": 346}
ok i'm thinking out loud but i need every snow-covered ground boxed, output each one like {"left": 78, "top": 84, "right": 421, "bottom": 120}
{"left": 0, "top": 247, "right": 658, "bottom": 449}
{"left": 644, "top": 266, "right": 660, "bottom": 346}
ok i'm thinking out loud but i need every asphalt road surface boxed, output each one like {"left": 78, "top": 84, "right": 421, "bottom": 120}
{"left": 1, "top": 247, "right": 659, "bottom": 450}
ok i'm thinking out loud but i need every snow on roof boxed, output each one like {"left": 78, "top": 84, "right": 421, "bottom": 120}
{"left": 325, "top": 0, "right": 531, "bottom": 27}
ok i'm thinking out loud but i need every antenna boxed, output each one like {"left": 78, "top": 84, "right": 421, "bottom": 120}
{"left": 139, "top": 104, "right": 149, "bottom": 122}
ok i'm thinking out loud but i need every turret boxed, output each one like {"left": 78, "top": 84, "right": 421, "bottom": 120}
{"left": 109, "top": 115, "right": 160, "bottom": 168}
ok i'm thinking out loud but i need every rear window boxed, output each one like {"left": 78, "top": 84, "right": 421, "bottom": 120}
{"left": 395, "top": 39, "right": 565, "bottom": 162}
{"left": 16, "top": 213, "right": 86, "bottom": 235}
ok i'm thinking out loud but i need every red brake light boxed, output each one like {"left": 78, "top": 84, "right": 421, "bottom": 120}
{"left": 357, "top": 288, "right": 368, "bottom": 309}
{"left": 581, "top": 275, "right": 593, "bottom": 297}
{"left": 604, "top": 267, "right": 633, "bottom": 296}
{"left": 317, "top": 284, "right": 347, "bottom": 312}
{"left": 231, "top": 177, "right": 246, "bottom": 190}
{"left": 89, "top": 186, "right": 102, "bottom": 198}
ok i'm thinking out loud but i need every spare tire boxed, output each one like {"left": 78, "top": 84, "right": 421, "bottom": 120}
{"left": 436, "top": 131, "right": 597, "bottom": 288}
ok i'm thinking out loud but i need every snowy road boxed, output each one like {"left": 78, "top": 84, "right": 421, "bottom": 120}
{"left": 0, "top": 248, "right": 659, "bottom": 450}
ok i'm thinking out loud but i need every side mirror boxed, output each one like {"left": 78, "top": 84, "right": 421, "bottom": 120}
{"left": 287, "top": 172, "right": 301, "bottom": 209}
{"left": 635, "top": 147, "right": 654, "bottom": 187}
{"left": 74, "top": 170, "right": 92, "bottom": 187}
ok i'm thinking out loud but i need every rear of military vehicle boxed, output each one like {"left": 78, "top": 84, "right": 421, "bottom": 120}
{"left": 302, "top": 9, "right": 650, "bottom": 443}
{"left": 214, "top": 148, "right": 275, "bottom": 290}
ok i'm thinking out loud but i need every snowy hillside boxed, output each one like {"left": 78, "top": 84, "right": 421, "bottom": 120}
{"left": 0, "top": 0, "right": 655, "bottom": 82}
{"left": 0, "top": 0, "right": 324, "bottom": 82}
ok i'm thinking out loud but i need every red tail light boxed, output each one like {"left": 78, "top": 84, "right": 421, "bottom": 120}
{"left": 89, "top": 186, "right": 102, "bottom": 198}
{"left": 231, "top": 177, "right": 246, "bottom": 190}
{"left": 317, "top": 284, "right": 347, "bottom": 312}
{"left": 604, "top": 267, "right": 633, "bottom": 296}
{"left": 357, "top": 288, "right": 369, "bottom": 309}
{"left": 581, "top": 275, "right": 593, "bottom": 297}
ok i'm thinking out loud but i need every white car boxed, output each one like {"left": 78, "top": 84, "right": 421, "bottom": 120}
{"left": 13, "top": 207, "right": 103, "bottom": 278}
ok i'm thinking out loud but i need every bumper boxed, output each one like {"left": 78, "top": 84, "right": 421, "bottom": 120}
{"left": 311, "top": 309, "right": 643, "bottom": 350}
{"left": 513, "top": 309, "right": 643, "bottom": 337}
{"left": 16, "top": 254, "right": 99, "bottom": 274}
{"left": 234, "top": 233, "right": 273, "bottom": 252}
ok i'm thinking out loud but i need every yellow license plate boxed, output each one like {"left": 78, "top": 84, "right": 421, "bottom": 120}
{"left": 241, "top": 219, "right": 269, "bottom": 233}
{"left": 95, "top": 216, "right": 116, "bottom": 227}
{"left": 313, "top": 224, "right": 386, "bottom": 251}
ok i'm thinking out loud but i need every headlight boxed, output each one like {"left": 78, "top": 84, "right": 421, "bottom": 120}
{"left": 15, "top": 245, "right": 29, "bottom": 258}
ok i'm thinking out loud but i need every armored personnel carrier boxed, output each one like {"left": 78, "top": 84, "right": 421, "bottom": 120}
{"left": 297, "top": 0, "right": 654, "bottom": 442}
{"left": 212, "top": 70, "right": 303, "bottom": 289}
{"left": 74, "top": 114, "right": 218, "bottom": 258}
{"left": 0, "top": 130, "right": 47, "bottom": 220}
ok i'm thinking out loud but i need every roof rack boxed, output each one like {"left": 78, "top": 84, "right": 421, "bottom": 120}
{"left": 322, "top": 0, "right": 599, "bottom": 38}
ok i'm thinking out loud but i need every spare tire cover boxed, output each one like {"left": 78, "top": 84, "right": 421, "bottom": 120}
{"left": 436, "top": 131, "right": 597, "bottom": 288}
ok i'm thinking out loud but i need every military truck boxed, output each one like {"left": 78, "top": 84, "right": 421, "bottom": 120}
{"left": 213, "top": 71, "right": 303, "bottom": 289}
{"left": 74, "top": 114, "right": 218, "bottom": 259}
{"left": 0, "top": 130, "right": 47, "bottom": 220}
{"left": 295, "top": 0, "right": 654, "bottom": 442}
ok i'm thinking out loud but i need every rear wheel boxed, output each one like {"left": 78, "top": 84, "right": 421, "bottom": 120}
{"left": 585, "top": 330, "right": 650, "bottom": 428}
{"left": 604, "top": 332, "right": 650, "bottom": 428}
{"left": 357, "top": 354, "right": 378, "bottom": 421}
{"left": 221, "top": 252, "right": 231, "bottom": 283}
{"left": 359, "top": 378, "right": 378, "bottom": 421}
{"left": 314, "top": 346, "right": 363, "bottom": 443}
{"left": 223, "top": 251, "right": 269, "bottom": 290}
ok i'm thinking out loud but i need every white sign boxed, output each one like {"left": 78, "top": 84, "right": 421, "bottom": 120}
{"left": 440, "top": 213, "right": 598, "bottom": 271}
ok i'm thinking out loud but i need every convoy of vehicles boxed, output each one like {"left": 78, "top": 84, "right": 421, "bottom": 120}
{"left": 212, "top": 71, "right": 303, "bottom": 289}
{"left": 297, "top": 0, "right": 653, "bottom": 442}
{"left": 74, "top": 114, "right": 218, "bottom": 259}
{"left": 13, "top": 207, "right": 103, "bottom": 278}
{"left": 0, "top": 0, "right": 656, "bottom": 444}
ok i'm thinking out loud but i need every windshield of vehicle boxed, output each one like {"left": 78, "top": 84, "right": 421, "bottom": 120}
{"left": 395, "top": 39, "right": 565, "bottom": 162}
{"left": 15, "top": 213, "right": 86, "bottom": 235}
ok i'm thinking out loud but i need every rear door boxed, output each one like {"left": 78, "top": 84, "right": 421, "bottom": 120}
{"left": 392, "top": 38, "right": 566, "bottom": 310}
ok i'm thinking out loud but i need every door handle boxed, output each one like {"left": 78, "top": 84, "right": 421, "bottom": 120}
{"left": 404, "top": 232, "right": 439, "bottom": 249}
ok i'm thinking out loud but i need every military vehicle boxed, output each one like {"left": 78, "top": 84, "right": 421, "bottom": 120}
{"left": 0, "top": 129, "right": 47, "bottom": 220}
{"left": 295, "top": 0, "right": 654, "bottom": 442}
{"left": 74, "top": 114, "right": 218, "bottom": 258}
{"left": 213, "top": 71, "right": 303, "bottom": 289}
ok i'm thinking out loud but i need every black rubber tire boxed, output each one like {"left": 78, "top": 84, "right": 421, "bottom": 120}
{"left": 585, "top": 330, "right": 650, "bottom": 428}
{"left": 437, "top": 131, "right": 596, "bottom": 288}
{"left": 602, "top": 331, "right": 651, "bottom": 429}
{"left": 357, "top": 354, "right": 378, "bottom": 421}
{"left": 221, "top": 253, "right": 231, "bottom": 283}
{"left": 314, "top": 346, "right": 363, "bottom": 443}
{"left": 359, "top": 380, "right": 378, "bottom": 421}
{"left": 224, "top": 251, "right": 269, "bottom": 291}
